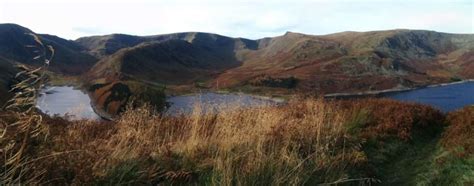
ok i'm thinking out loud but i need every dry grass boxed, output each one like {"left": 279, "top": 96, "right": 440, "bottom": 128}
{"left": 441, "top": 106, "right": 474, "bottom": 156}
{"left": 34, "top": 99, "right": 368, "bottom": 185}
{"left": 0, "top": 33, "right": 54, "bottom": 184}
{"left": 341, "top": 98, "right": 445, "bottom": 141}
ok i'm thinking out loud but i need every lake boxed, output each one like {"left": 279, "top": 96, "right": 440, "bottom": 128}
{"left": 36, "top": 86, "right": 101, "bottom": 120}
{"left": 36, "top": 82, "right": 474, "bottom": 120}
{"left": 386, "top": 81, "right": 474, "bottom": 112}
{"left": 36, "top": 87, "right": 282, "bottom": 120}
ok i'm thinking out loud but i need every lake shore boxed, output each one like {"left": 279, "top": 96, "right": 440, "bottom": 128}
{"left": 324, "top": 79, "right": 474, "bottom": 99}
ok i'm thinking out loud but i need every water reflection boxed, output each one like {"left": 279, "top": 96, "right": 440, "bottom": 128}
{"left": 36, "top": 86, "right": 101, "bottom": 120}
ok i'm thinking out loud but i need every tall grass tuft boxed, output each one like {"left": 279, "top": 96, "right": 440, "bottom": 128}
{"left": 0, "top": 33, "right": 54, "bottom": 184}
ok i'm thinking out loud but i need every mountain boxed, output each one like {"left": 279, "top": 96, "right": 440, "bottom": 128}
{"left": 83, "top": 29, "right": 474, "bottom": 94}
{"left": 76, "top": 32, "right": 258, "bottom": 58}
{"left": 0, "top": 24, "right": 98, "bottom": 74}
{"left": 216, "top": 30, "right": 474, "bottom": 93}
{"left": 81, "top": 32, "right": 257, "bottom": 84}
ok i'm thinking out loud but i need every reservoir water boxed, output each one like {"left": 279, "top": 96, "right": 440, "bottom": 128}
{"left": 386, "top": 81, "right": 474, "bottom": 112}
{"left": 36, "top": 87, "right": 281, "bottom": 120}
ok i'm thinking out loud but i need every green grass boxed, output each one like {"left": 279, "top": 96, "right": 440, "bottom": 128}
{"left": 361, "top": 123, "right": 473, "bottom": 185}
{"left": 417, "top": 147, "right": 474, "bottom": 185}
{"left": 367, "top": 136, "right": 440, "bottom": 185}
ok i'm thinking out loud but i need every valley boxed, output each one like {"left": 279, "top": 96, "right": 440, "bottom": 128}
{"left": 0, "top": 23, "right": 472, "bottom": 185}
{"left": 1, "top": 0, "right": 473, "bottom": 184}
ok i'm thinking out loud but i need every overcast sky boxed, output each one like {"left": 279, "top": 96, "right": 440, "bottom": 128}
{"left": 0, "top": 0, "right": 472, "bottom": 40}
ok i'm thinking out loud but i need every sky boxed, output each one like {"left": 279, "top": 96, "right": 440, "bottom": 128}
{"left": 0, "top": 0, "right": 472, "bottom": 40}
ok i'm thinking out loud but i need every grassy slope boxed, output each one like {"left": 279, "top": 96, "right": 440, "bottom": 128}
{"left": 356, "top": 104, "right": 474, "bottom": 185}
{"left": 2, "top": 98, "right": 472, "bottom": 185}
{"left": 364, "top": 126, "right": 443, "bottom": 185}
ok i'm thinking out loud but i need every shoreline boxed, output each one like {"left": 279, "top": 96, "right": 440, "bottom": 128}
{"left": 324, "top": 79, "right": 474, "bottom": 99}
